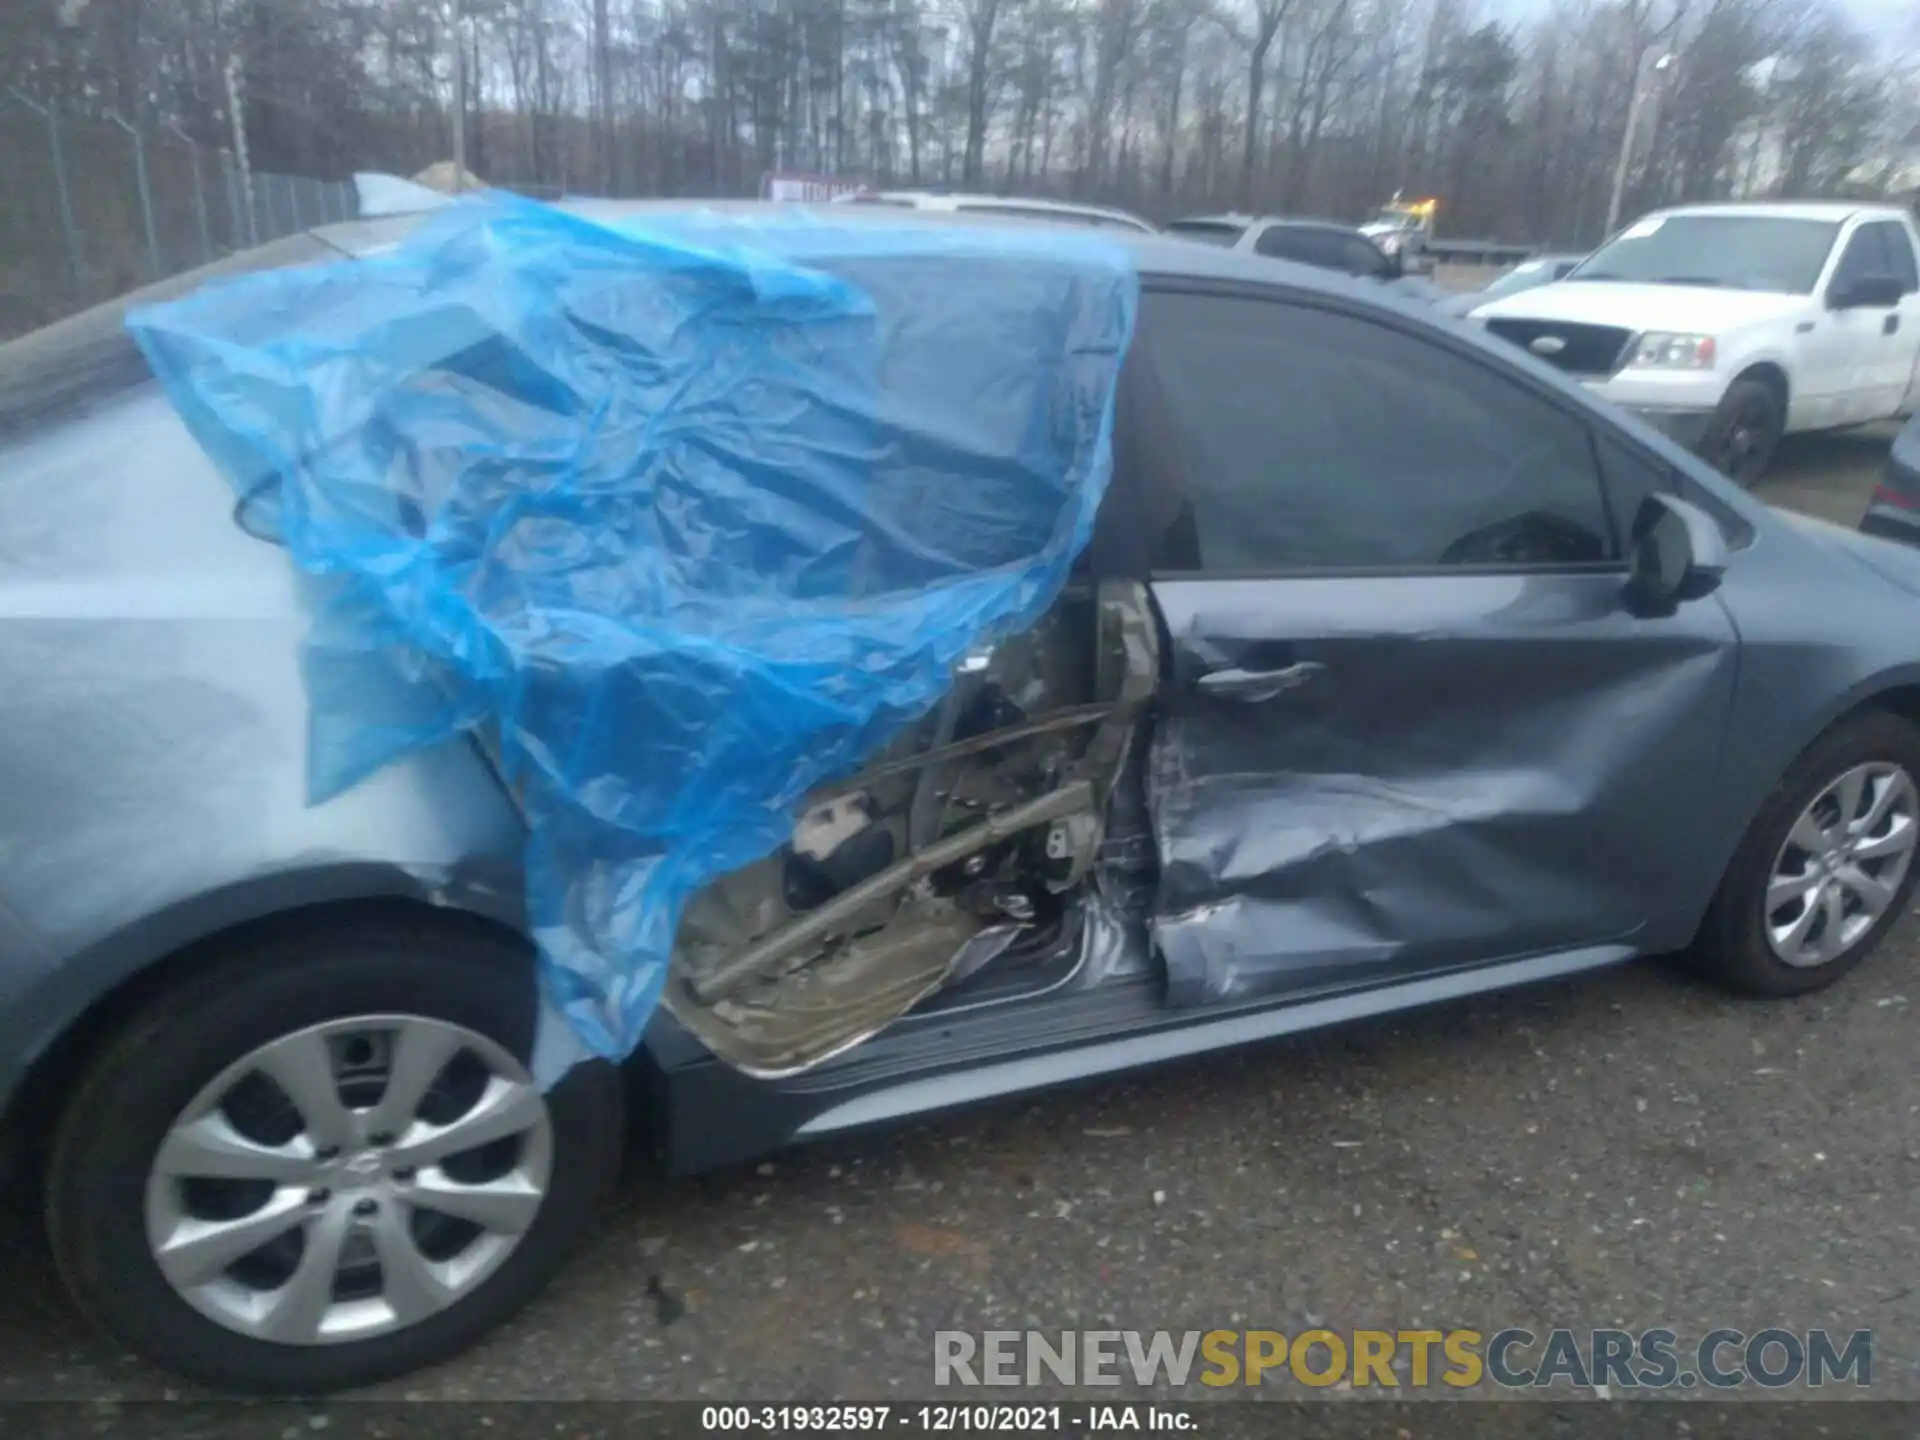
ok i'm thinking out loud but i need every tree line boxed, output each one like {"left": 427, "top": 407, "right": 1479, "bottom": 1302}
{"left": 4, "top": 0, "right": 1917, "bottom": 250}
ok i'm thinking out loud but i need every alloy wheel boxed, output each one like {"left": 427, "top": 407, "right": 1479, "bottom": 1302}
{"left": 143, "top": 1015, "right": 552, "bottom": 1346}
{"left": 1765, "top": 762, "right": 1919, "bottom": 968}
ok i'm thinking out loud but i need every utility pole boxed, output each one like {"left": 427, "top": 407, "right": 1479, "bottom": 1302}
{"left": 450, "top": 1, "right": 468, "bottom": 191}
{"left": 1605, "top": 51, "right": 1672, "bottom": 236}
{"left": 225, "top": 54, "right": 258, "bottom": 246}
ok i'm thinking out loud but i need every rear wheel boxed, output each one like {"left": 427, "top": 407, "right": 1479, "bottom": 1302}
{"left": 1696, "top": 711, "right": 1920, "bottom": 996}
{"left": 46, "top": 916, "right": 624, "bottom": 1394}
{"left": 1700, "top": 378, "right": 1783, "bottom": 488}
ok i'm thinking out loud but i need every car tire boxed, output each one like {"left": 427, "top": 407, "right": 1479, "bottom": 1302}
{"left": 1700, "top": 378, "right": 1783, "bottom": 488}
{"left": 45, "top": 913, "right": 624, "bottom": 1395}
{"left": 1695, "top": 710, "right": 1920, "bottom": 997}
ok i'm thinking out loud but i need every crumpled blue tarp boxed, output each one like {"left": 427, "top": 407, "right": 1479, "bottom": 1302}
{"left": 128, "top": 194, "right": 1137, "bottom": 1061}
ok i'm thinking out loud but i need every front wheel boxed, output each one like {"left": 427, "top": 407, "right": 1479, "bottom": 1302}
{"left": 46, "top": 916, "right": 624, "bottom": 1394}
{"left": 1695, "top": 711, "right": 1920, "bottom": 997}
{"left": 1700, "top": 377, "right": 1784, "bottom": 488}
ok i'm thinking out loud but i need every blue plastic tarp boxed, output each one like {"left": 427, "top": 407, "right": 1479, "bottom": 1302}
{"left": 128, "top": 195, "right": 1137, "bottom": 1061}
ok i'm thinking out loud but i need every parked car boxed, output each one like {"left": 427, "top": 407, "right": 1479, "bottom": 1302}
{"left": 1436, "top": 252, "right": 1586, "bottom": 316}
{"left": 1165, "top": 213, "right": 1402, "bottom": 279}
{"left": 12, "top": 201, "right": 1920, "bottom": 1395}
{"left": 1165, "top": 213, "right": 1448, "bottom": 305}
{"left": 1471, "top": 202, "right": 1920, "bottom": 486}
{"left": 833, "top": 189, "right": 1156, "bottom": 233}
{"left": 1861, "top": 409, "right": 1920, "bottom": 545}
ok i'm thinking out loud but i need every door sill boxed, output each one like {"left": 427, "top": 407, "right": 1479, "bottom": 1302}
{"left": 793, "top": 942, "right": 1635, "bottom": 1137}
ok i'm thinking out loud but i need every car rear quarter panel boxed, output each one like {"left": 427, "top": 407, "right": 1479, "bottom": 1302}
{"left": 0, "top": 390, "right": 527, "bottom": 1114}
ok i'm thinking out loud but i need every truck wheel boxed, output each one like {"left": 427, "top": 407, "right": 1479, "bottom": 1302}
{"left": 45, "top": 915, "right": 624, "bottom": 1394}
{"left": 1701, "top": 378, "right": 1782, "bottom": 488}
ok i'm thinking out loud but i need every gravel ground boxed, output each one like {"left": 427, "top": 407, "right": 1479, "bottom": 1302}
{"left": 0, "top": 432, "right": 1910, "bottom": 1409}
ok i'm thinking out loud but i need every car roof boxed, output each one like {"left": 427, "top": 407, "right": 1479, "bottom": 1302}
{"left": 1, "top": 197, "right": 1445, "bottom": 441}
{"left": 1170, "top": 213, "right": 1357, "bottom": 233}
{"left": 842, "top": 190, "right": 1153, "bottom": 229}
{"left": 1643, "top": 201, "right": 1894, "bottom": 224}
{"left": 1262, "top": 218, "right": 1363, "bottom": 234}
{"left": 314, "top": 197, "right": 1356, "bottom": 289}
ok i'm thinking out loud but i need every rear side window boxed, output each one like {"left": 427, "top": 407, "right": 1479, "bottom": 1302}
{"left": 1597, "top": 433, "right": 1757, "bottom": 552}
{"left": 1863, "top": 221, "right": 1919, "bottom": 292}
{"left": 1832, "top": 224, "right": 1894, "bottom": 291}
{"left": 1255, "top": 227, "right": 1380, "bottom": 275}
{"left": 1341, "top": 238, "right": 1389, "bottom": 278}
{"left": 1255, "top": 228, "right": 1346, "bottom": 271}
{"left": 1137, "top": 291, "right": 1617, "bottom": 572}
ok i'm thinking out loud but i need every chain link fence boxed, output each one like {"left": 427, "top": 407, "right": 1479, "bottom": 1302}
{"left": 1, "top": 95, "right": 356, "bottom": 343}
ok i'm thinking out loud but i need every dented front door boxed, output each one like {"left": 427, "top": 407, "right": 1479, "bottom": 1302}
{"left": 1128, "top": 284, "right": 1741, "bottom": 1009}
{"left": 1146, "top": 570, "right": 1738, "bottom": 1006}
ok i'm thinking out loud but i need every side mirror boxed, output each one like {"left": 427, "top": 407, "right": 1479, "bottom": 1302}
{"left": 1830, "top": 273, "right": 1905, "bottom": 310}
{"left": 1623, "top": 493, "right": 1728, "bottom": 617}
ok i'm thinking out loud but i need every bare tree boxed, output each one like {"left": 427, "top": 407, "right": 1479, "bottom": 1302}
{"left": 958, "top": 0, "right": 1008, "bottom": 184}
{"left": 2, "top": 0, "right": 1914, "bottom": 343}
{"left": 1217, "top": 0, "right": 1299, "bottom": 208}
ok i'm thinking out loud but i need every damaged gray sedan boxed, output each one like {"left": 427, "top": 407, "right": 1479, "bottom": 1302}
{"left": 8, "top": 204, "right": 1920, "bottom": 1394}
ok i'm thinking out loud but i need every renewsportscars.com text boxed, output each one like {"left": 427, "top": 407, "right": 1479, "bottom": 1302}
{"left": 933, "top": 1327, "right": 1872, "bottom": 1390}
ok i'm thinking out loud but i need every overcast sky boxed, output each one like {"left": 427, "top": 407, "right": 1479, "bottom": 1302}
{"left": 1487, "top": 0, "right": 1915, "bottom": 39}
{"left": 1821, "top": 0, "right": 1911, "bottom": 34}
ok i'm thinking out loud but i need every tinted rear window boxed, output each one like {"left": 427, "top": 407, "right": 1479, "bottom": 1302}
{"left": 1255, "top": 227, "right": 1349, "bottom": 270}
{"left": 1864, "top": 221, "right": 1919, "bottom": 292}
{"left": 1139, "top": 290, "right": 1615, "bottom": 571}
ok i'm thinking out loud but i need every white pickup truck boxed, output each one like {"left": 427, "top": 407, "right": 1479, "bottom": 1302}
{"left": 1470, "top": 202, "right": 1920, "bottom": 485}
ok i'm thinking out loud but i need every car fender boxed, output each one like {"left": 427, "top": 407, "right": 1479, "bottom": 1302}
{"left": 1714, "top": 328, "right": 1801, "bottom": 401}
{"left": 1699, "top": 632, "right": 1920, "bottom": 935}
{"left": 1646, "top": 660, "right": 1920, "bottom": 957}
{"left": 0, "top": 859, "right": 527, "bottom": 1122}
{"left": 1638, "top": 497, "right": 1920, "bottom": 950}
{"left": 1786, "top": 661, "right": 1920, "bottom": 778}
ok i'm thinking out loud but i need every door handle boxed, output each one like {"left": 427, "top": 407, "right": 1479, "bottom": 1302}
{"left": 1887, "top": 313, "right": 1901, "bottom": 336}
{"left": 1195, "top": 661, "right": 1328, "bottom": 703}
